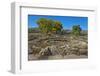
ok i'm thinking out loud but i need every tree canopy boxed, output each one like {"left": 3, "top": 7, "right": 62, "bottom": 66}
{"left": 36, "top": 18, "right": 63, "bottom": 34}
{"left": 36, "top": 18, "right": 82, "bottom": 36}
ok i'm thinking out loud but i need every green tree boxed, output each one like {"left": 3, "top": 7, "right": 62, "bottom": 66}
{"left": 37, "top": 18, "right": 48, "bottom": 33}
{"left": 72, "top": 25, "right": 82, "bottom": 36}
{"left": 37, "top": 18, "right": 52, "bottom": 33}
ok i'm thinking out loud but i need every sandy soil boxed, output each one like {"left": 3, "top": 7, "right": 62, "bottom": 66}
{"left": 28, "top": 54, "right": 88, "bottom": 61}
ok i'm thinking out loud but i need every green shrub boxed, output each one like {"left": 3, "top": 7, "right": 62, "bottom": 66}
{"left": 72, "top": 25, "right": 82, "bottom": 36}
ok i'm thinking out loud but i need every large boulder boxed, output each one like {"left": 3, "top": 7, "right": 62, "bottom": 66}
{"left": 78, "top": 41, "right": 87, "bottom": 49}
{"left": 70, "top": 40, "right": 87, "bottom": 49}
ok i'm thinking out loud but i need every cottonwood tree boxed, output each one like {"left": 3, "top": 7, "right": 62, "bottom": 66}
{"left": 37, "top": 18, "right": 63, "bottom": 34}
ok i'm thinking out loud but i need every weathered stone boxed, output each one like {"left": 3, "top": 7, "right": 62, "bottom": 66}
{"left": 39, "top": 45, "right": 62, "bottom": 56}
{"left": 31, "top": 45, "right": 41, "bottom": 55}
{"left": 70, "top": 40, "right": 87, "bottom": 49}
{"left": 60, "top": 44, "right": 70, "bottom": 56}
{"left": 28, "top": 31, "right": 88, "bottom": 60}
{"left": 49, "top": 46, "right": 60, "bottom": 55}
{"left": 68, "top": 47, "right": 81, "bottom": 55}
{"left": 79, "top": 49, "right": 88, "bottom": 55}
{"left": 39, "top": 46, "right": 52, "bottom": 56}
{"left": 78, "top": 41, "right": 87, "bottom": 49}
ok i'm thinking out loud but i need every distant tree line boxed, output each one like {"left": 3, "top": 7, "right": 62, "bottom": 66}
{"left": 33, "top": 18, "right": 82, "bottom": 36}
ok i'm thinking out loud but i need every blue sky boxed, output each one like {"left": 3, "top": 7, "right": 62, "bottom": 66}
{"left": 28, "top": 15, "right": 88, "bottom": 30}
